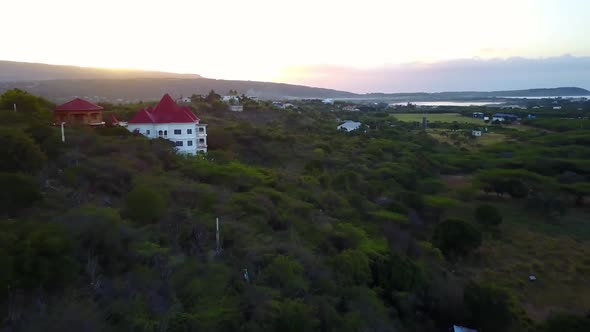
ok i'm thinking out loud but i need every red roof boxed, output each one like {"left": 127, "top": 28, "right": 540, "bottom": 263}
{"left": 128, "top": 94, "right": 200, "bottom": 124}
{"left": 55, "top": 98, "right": 104, "bottom": 112}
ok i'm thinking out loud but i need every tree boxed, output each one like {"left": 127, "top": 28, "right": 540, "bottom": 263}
{"left": 0, "top": 128, "right": 46, "bottom": 173}
{"left": 0, "top": 173, "right": 42, "bottom": 216}
{"left": 273, "top": 299, "right": 318, "bottom": 332}
{"left": 474, "top": 204, "right": 503, "bottom": 227}
{"left": 432, "top": 219, "right": 482, "bottom": 258}
{"left": 124, "top": 185, "right": 166, "bottom": 224}
{"left": 263, "top": 255, "right": 308, "bottom": 296}
{"left": 464, "top": 282, "right": 521, "bottom": 332}
{"left": 0, "top": 88, "right": 50, "bottom": 114}
{"left": 205, "top": 90, "right": 221, "bottom": 103}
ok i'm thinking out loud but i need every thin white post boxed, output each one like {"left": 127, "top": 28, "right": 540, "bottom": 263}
{"left": 215, "top": 217, "right": 221, "bottom": 254}
{"left": 13, "top": 104, "right": 17, "bottom": 112}
{"left": 61, "top": 122, "right": 66, "bottom": 143}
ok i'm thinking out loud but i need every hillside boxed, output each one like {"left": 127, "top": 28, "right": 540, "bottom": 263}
{"left": 0, "top": 61, "right": 588, "bottom": 101}
{"left": 0, "top": 60, "right": 201, "bottom": 82}
{"left": 1, "top": 89, "right": 590, "bottom": 331}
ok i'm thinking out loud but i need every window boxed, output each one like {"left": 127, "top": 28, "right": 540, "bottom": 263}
{"left": 164, "top": 130, "right": 168, "bottom": 136}
{"left": 199, "top": 127, "right": 204, "bottom": 132}
{"left": 146, "top": 130, "right": 150, "bottom": 135}
{"left": 175, "top": 141, "right": 183, "bottom": 146}
{"left": 199, "top": 138, "right": 205, "bottom": 143}
{"left": 187, "top": 129, "right": 192, "bottom": 134}
{"left": 187, "top": 140, "right": 193, "bottom": 146}
{"left": 174, "top": 129, "right": 181, "bottom": 135}
{"left": 158, "top": 130, "right": 163, "bottom": 136}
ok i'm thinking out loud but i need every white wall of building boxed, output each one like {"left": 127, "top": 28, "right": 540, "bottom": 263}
{"left": 127, "top": 122, "right": 207, "bottom": 155}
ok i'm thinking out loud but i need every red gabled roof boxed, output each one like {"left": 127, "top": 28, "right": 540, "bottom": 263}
{"left": 55, "top": 98, "right": 104, "bottom": 112}
{"left": 128, "top": 94, "right": 200, "bottom": 124}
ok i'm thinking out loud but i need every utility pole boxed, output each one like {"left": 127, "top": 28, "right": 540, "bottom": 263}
{"left": 61, "top": 122, "right": 66, "bottom": 143}
{"left": 215, "top": 217, "right": 221, "bottom": 255}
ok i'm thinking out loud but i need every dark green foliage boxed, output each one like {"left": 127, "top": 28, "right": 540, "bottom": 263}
{"left": 0, "top": 88, "right": 52, "bottom": 115}
{"left": 432, "top": 219, "right": 482, "bottom": 258}
{"left": 537, "top": 313, "right": 590, "bottom": 332}
{"left": 60, "top": 206, "right": 132, "bottom": 274}
{"left": 125, "top": 185, "right": 167, "bottom": 224}
{"left": 0, "top": 220, "right": 76, "bottom": 290}
{"left": 1, "top": 92, "right": 588, "bottom": 330}
{"left": 0, "top": 128, "right": 46, "bottom": 173}
{"left": 474, "top": 203, "right": 503, "bottom": 227}
{"left": 263, "top": 255, "right": 308, "bottom": 296}
{"left": 333, "top": 249, "right": 372, "bottom": 286}
{"left": 464, "top": 282, "right": 522, "bottom": 332}
{"left": 0, "top": 172, "right": 42, "bottom": 216}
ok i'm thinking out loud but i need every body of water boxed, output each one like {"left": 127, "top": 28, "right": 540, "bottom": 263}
{"left": 390, "top": 101, "right": 503, "bottom": 107}
{"left": 499, "top": 95, "right": 589, "bottom": 99}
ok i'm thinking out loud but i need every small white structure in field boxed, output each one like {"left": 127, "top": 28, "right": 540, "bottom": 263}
{"left": 127, "top": 94, "right": 207, "bottom": 154}
{"left": 472, "top": 130, "right": 482, "bottom": 137}
{"left": 529, "top": 275, "right": 537, "bottom": 281}
{"left": 337, "top": 120, "right": 362, "bottom": 132}
{"left": 553, "top": 106, "right": 562, "bottom": 110}
{"left": 322, "top": 98, "right": 334, "bottom": 105}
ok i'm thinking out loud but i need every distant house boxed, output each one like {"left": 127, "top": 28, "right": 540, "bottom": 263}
{"left": 108, "top": 114, "right": 127, "bottom": 127}
{"left": 483, "top": 116, "right": 490, "bottom": 121}
{"left": 223, "top": 95, "right": 243, "bottom": 112}
{"left": 222, "top": 95, "right": 240, "bottom": 103}
{"left": 472, "top": 112, "right": 484, "bottom": 118}
{"left": 337, "top": 120, "right": 362, "bottom": 132}
{"left": 527, "top": 114, "right": 537, "bottom": 119}
{"left": 127, "top": 94, "right": 207, "bottom": 154}
{"left": 342, "top": 105, "right": 360, "bottom": 111}
{"left": 492, "top": 113, "right": 518, "bottom": 122}
{"left": 322, "top": 98, "right": 334, "bottom": 105}
{"left": 178, "top": 96, "right": 191, "bottom": 103}
{"left": 53, "top": 98, "right": 105, "bottom": 126}
{"left": 553, "top": 106, "right": 562, "bottom": 110}
{"left": 471, "top": 129, "right": 482, "bottom": 137}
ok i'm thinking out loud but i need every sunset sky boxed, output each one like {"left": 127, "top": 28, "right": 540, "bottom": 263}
{"left": 1, "top": 0, "right": 589, "bottom": 92}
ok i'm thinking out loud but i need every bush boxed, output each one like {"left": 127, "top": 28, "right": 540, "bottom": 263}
{"left": 263, "top": 255, "right": 308, "bottom": 296}
{"left": 474, "top": 204, "right": 503, "bottom": 227}
{"left": 432, "top": 219, "right": 482, "bottom": 258}
{"left": 0, "top": 172, "right": 42, "bottom": 216}
{"left": 0, "top": 127, "right": 46, "bottom": 173}
{"left": 125, "top": 185, "right": 167, "bottom": 224}
{"left": 464, "top": 282, "right": 522, "bottom": 332}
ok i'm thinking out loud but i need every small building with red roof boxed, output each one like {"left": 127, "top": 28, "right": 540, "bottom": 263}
{"left": 127, "top": 94, "right": 207, "bottom": 154}
{"left": 53, "top": 98, "right": 105, "bottom": 126}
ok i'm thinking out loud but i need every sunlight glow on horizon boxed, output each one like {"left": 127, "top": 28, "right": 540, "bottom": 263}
{"left": 1, "top": 0, "right": 589, "bottom": 84}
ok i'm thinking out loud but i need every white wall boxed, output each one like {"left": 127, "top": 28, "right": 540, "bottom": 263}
{"left": 127, "top": 122, "right": 208, "bottom": 155}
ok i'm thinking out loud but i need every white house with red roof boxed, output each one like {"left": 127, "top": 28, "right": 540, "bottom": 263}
{"left": 127, "top": 94, "right": 207, "bottom": 154}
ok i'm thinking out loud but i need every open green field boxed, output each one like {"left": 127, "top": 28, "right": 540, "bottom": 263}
{"left": 392, "top": 112, "right": 486, "bottom": 124}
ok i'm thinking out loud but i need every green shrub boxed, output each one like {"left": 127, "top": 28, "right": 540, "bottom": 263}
{"left": 125, "top": 185, "right": 167, "bottom": 224}
{"left": 0, "top": 172, "right": 42, "bottom": 216}
{"left": 474, "top": 204, "right": 503, "bottom": 227}
{"left": 432, "top": 219, "right": 482, "bottom": 258}
{"left": 0, "top": 128, "right": 46, "bottom": 173}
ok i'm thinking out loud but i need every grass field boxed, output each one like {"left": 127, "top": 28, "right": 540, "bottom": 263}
{"left": 392, "top": 113, "right": 486, "bottom": 124}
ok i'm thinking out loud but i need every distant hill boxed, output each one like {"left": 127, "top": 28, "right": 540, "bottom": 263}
{"left": 0, "top": 60, "right": 201, "bottom": 82}
{"left": 0, "top": 61, "right": 588, "bottom": 102}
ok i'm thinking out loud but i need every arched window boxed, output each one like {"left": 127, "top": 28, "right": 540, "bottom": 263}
{"left": 158, "top": 130, "right": 163, "bottom": 136}
{"left": 164, "top": 130, "right": 168, "bottom": 136}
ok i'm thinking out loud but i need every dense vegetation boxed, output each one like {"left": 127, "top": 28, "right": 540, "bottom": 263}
{"left": 1, "top": 89, "right": 589, "bottom": 332}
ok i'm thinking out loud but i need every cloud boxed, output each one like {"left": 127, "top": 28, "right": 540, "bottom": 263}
{"left": 278, "top": 56, "right": 590, "bottom": 93}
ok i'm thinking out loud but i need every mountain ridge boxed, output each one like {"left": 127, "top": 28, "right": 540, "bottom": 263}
{"left": 0, "top": 61, "right": 588, "bottom": 101}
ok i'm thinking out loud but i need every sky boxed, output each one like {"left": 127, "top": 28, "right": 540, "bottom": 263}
{"left": 1, "top": 0, "right": 589, "bottom": 92}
